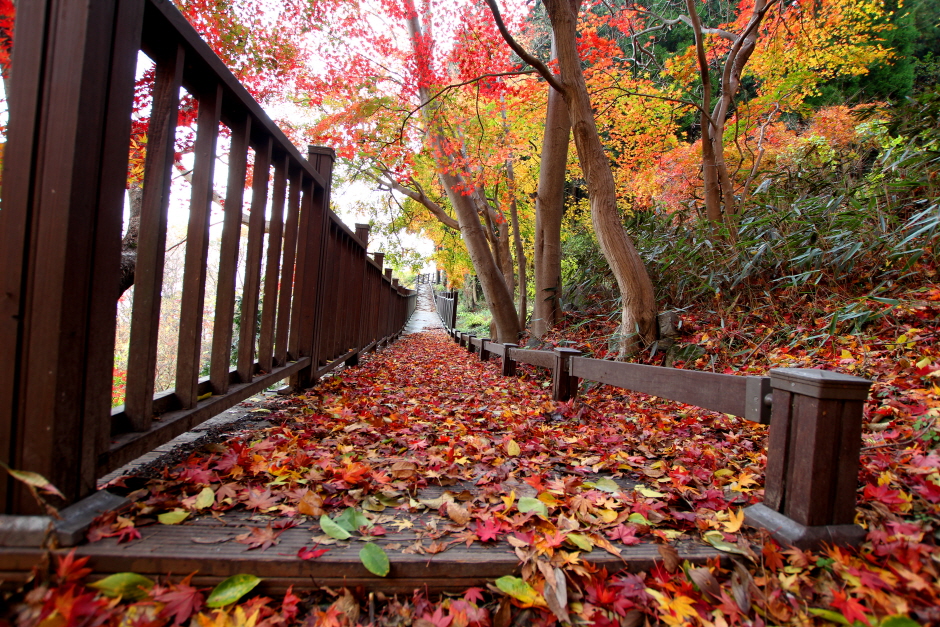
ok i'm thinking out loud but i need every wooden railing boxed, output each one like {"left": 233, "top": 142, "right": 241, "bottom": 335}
{"left": 438, "top": 315, "right": 873, "bottom": 549}
{"left": 434, "top": 290, "right": 459, "bottom": 331}
{"left": 0, "top": 0, "right": 414, "bottom": 516}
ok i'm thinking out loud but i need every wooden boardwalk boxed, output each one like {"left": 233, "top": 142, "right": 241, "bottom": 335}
{"left": 1, "top": 482, "right": 723, "bottom": 594}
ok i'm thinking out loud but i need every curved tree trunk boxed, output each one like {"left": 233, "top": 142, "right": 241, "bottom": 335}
{"left": 404, "top": 0, "right": 520, "bottom": 342}
{"left": 544, "top": 0, "right": 657, "bottom": 356}
{"left": 532, "top": 51, "right": 569, "bottom": 338}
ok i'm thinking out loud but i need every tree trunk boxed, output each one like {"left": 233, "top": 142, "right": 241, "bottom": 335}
{"left": 686, "top": 0, "right": 772, "bottom": 229}
{"left": 532, "top": 44, "right": 569, "bottom": 338}
{"left": 544, "top": 0, "right": 657, "bottom": 356}
{"left": 118, "top": 181, "right": 143, "bottom": 297}
{"left": 404, "top": 1, "right": 520, "bottom": 343}
{"left": 505, "top": 160, "right": 527, "bottom": 327}
{"left": 496, "top": 216, "right": 514, "bottom": 293}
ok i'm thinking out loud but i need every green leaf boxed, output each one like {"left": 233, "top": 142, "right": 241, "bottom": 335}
{"left": 590, "top": 477, "right": 622, "bottom": 493}
{"left": 702, "top": 531, "right": 749, "bottom": 556}
{"left": 517, "top": 497, "right": 548, "bottom": 517}
{"left": 494, "top": 575, "right": 544, "bottom": 606}
{"left": 334, "top": 507, "right": 371, "bottom": 532}
{"left": 636, "top": 484, "right": 667, "bottom": 498}
{"left": 359, "top": 543, "right": 390, "bottom": 577}
{"left": 808, "top": 608, "right": 851, "bottom": 625}
{"left": 880, "top": 617, "right": 920, "bottom": 627}
{"left": 320, "top": 514, "right": 352, "bottom": 540}
{"left": 89, "top": 573, "right": 154, "bottom": 600}
{"left": 628, "top": 512, "right": 651, "bottom": 526}
{"left": 566, "top": 533, "right": 594, "bottom": 552}
{"left": 158, "top": 509, "right": 190, "bottom": 525}
{"left": 195, "top": 487, "right": 215, "bottom": 510}
{"left": 206, "top": 574, "right": 262, "bottom": 608}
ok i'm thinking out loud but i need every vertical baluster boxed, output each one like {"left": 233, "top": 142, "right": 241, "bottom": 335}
{"left": 125, "top": 44, "right": 185, "bottom": 430}
{"left": 209, "top": 115, "right": 251, "bottom": 394}
{"left": 258, "top": 153, "right": 288, "bottom": 372}
{"left": 236, "top": 136, "right": 273, "bottom": 383}
{"left": 275, "top": 169, "right": 301, "bottom": 364}
{"left": 175, "top": 83, "right": 222, "bottom": 409}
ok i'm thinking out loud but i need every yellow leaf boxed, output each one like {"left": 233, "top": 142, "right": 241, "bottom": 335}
{"left": 840, "top": 349, "right": 852, "bottom": 360}
{"left": 195, "top": 487, "right": 215, "bottom": 510}
{"left": 722, "top": 508, "right": 745, "bottom": 533}
{"left": 506, "top": 440, "right": 521, "bottom": 456}
{"left": 665, "top": 595, "right": 698, "bottom": 621}
{"left": 494, "top": 576, "right": 545, "bottom": 607}
{"left": 538, "top": 492, "right": 561, "bottom": 506}
{"left": 597, "top": 508, "right": 618, "bottom": 523}
{"left": 502, "top": 490, "right": 515, "bottom": 510}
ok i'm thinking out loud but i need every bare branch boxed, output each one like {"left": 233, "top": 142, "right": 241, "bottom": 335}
{"left": 483, "top": 0, "right": 566, "bottom": 93}
{"left": 368, "top": 169, "right": 461, "bottom": 230}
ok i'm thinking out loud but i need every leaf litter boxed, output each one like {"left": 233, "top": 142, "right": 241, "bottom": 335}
{"left": 4, "top": 287, "right": 940, "bottom": 625}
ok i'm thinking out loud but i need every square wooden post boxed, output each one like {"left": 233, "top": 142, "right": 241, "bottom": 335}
{"left": 744, "top": 368, "right": 872, "bottom": 548}
{"left": 479, "top": 339, "right": 491, "bottom": 361}
{"left": 502, "top": 344, "right": 518, "bottom": 377}
{"left": 552, "top": 348, "right": 582, "bottom": 402}
{"left": 449, "top": 291, "right": 459, "bottom": 330}
{"left": 291, "top": 146, "right": 334, "bottom": 390}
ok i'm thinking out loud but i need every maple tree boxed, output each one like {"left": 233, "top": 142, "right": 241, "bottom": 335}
{"left": 611, "top": 0, "right": 895, "bottom": 227}
{"left": 487, "top": 0, "right": 659, "bottom": 356}
{"left": 302, "top": 0, "right": 547, "bottom": 342}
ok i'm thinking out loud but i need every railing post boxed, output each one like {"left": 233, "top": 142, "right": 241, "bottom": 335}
{"left": 349, "top": 224, "right": 371, "bottom": 367}
{"left": 479, "top": 339, "right": 491, "bottom": 361}
{"left": 0, "top": 0, "right": 144, "bottom": 512}
{"left": 552, "top": 348, "right": 582, "bottom": 402}
{"left": 502, "top": 344, "right": 518, "bottom": 377}
{"left": 450, "top": 291, "right": 459, "bottom": 330}
{"left": 291, "top": 146, "right": 334, "bottom": 390}
{"left": 744, "top": 368, "right": 872, "bottom": 548}
{"left": 466, "top": 334, "right": 476, "bottom": 354}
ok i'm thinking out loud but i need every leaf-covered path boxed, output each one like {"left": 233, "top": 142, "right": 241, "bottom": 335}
{"left": 5, "top": 286, "right": 940, "bottom": 626}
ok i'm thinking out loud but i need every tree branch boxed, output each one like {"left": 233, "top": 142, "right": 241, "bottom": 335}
{"left": 368, "top": 169, "right": 461, "bottom": 231}
{"left": 483, "top": 0, "right": 566, "bottom": 93}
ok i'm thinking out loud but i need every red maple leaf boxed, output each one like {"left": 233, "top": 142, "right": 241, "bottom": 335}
{"left": 829, "top": 589, "right": 871, "bottom": 627}
{"left": 607, "top": 524, "right": 641, "bottom": 545}
{"left": 417, "top": 606, "right": 453, "bottom": 627}
{"left": 235, "top": 524, "right": 283, "bottom": 551}
{"left": 153, "top": 575, "right": 204, "bottom": 626}
{"left": 242, "top": 487, "right": 280, "bottom": 510}
{"left": 55, "top": 549, "right": 92, "bottom": 584}
{"left": 474, "top": 518, "right": 501, "bottom": 542}
{"left": 298, "top": 546, "right": 330, "bottom": 560}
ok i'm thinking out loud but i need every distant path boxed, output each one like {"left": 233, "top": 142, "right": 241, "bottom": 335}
{"left": 402, "top": 280, "right": 442, "bottom": 335}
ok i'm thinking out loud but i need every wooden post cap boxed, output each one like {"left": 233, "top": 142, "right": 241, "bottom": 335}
{"left": 769, "top": 368, "right": 871, "bottom": 400}
{"left": 307, "top": 145, "right": 336, "bottom": 161}
{"left": 372, "top": 252, "right": 384, "bottom": 265}
{"left": 354, "top": 223, "right": 370, "bottom": 246}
